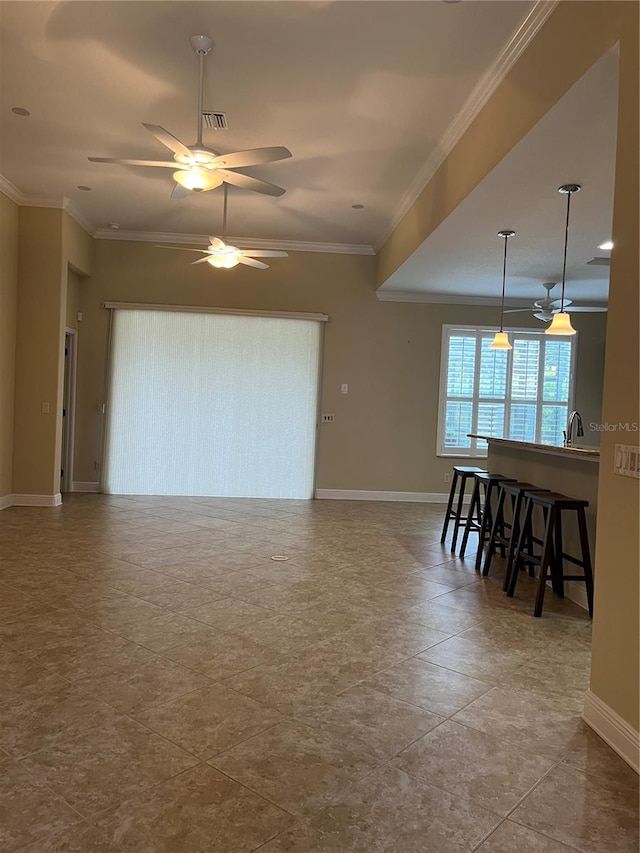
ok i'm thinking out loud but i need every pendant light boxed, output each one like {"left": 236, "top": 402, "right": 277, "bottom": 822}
{"left": 546, "top": 184, "right": 580, "bottom": 336}
{"left": 490, "top": 230, "right": 515, "bottom": 350}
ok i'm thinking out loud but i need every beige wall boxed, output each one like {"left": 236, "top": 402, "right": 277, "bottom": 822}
{"left": 73, "top": 239, "right": 605, "bottom": 494}
{"left": 377, "top": 0, "right": 639, "bottom": 746}
{"left": 589, "top": 4, "right": 639, "bottom": 740}
{"left": 0, "top": 192, "right": 19, "bottom": 499}
{"left": 12, "top": 208, "right": 91, "bottom": 497}
{"left": 13, "top": 208, "right": 64, "bottom": 496}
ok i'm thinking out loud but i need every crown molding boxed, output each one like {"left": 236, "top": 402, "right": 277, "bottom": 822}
{"left": 0, "top": 174, "right": 22, "bottom": 204}
{"left": 62, "top": 198, "right": 95, "bottom": 235}
{"left": 93, "top": 228, "right": 376, "bottom": 255}
{"left": 0, "top": 177, "right": 95, "bottom": 236}
{"left": 377, "top": 290, "right": 535, "bottom": 307}
{"left": 1, "top": 177, "right": 372, "bottom": 253}
{"left": 375, "top": 0, "right": 559, "bottom": 251}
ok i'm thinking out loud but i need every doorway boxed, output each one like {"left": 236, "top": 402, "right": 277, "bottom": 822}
{"left": 61, "top": 329, "right": 77, "bottom": 494}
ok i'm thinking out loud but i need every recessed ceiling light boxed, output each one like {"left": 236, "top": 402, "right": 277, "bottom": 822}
{"left": 11, "top": 107, "right": 31, "bottom": 116}
{"left": 351, "top": 204, "right": 364, "bottom": 210}
{"left": 598, "top": 240, "right": 613, "bottom": 251}
{"left": 77, "top": 185, "right": 91, "bottom": 191}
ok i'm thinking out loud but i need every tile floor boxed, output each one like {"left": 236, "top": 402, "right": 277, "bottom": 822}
{"left": 1, "top": 495, "right": 637, "bottom": 852}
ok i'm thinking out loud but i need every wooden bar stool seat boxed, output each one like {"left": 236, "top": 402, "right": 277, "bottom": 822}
{"left": 459, "top": 472, "right": 516, "bottom": 563}
{"left": 440, "top": 466, "right": 487, "bottom": 553}
{"left": 509, "top": 491, "right": 594, "bottom": 618}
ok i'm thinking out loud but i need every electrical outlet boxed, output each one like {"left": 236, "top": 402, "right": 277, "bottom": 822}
{"left": 444, "top": 472, "right": 450, "bottom": 483}
{"left": 321, "top": 413, "right": 335, "bottom": 423}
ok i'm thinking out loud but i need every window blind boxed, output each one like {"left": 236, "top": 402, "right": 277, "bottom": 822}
{"left": 103, "top": 308, "right": 321, "bottom": 498}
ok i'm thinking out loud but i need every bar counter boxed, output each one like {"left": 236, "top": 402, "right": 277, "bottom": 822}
{"left": 469, "top": 434, "right": 600, "bottom": 610}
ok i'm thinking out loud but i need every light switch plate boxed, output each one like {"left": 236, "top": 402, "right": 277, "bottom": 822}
{"left": 614, "top": 444, "right": 640, "bottom": 478}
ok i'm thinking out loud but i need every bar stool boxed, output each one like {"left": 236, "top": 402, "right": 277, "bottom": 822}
{"left": 459, "top": 472, "right": 516, "bottom": 563}
{"left": 508, "top": 491, "right": 594, "bottom": 618}
{"left": 440, "top": 466, "right": 487, "bottom": 553}
{"left": 480, "top": 481, "right": 550, "bottom": 581}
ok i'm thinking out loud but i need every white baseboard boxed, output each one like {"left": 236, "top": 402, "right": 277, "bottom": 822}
{"left": 72, "top": 481, "right": 101, "bottom": 493}
{"left": 583, "top": 689, "right": 639, "bottom": 773}
{"left": 564, "top": 580, "right": 589, "bottom": 611}
{"left": 0, "top": 494, "right": 12, "bottom": 511}
{"left": 314, "top": 489, "right": 452, "bottom": 503}
{"left": 10, "top": 493, "right": 63, "bottom": 507}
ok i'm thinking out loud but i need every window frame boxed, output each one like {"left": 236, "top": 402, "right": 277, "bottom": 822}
{"left": 436, "top": 324, "right": 578, "bottom": 458}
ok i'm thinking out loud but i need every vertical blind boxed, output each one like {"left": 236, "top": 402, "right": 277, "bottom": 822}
{"left": 103, "top": 309, "right": 321, "bottom": 498}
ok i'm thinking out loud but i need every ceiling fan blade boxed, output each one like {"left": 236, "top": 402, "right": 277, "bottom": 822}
{"left": 88, "top": 157, "right": 179, "bottom": 168}
{"left": 142, "top": 123, "right": 192, "bottom": 159}
{"left": 209, "top": 237, "right": 226, "bottom": 250}
{"left": 217, "top": 169, "right": 286, "bottom": 197}
{"left": 549, "top": 298, "right": 572, "bottom": 308}
{"left": 238, "top": 256, "right": 269, "bottom": 270}
{"left": 191, "top": 257, "right": 211, "bottom": 266}
{"left": 566, "top": 306, "right": 608, "bottom": 313}
{"left": 155, "top": 246, "right": 209, "bottom": 254}
{"left": 503, "top": 309, "right": 533, "bottom": 314}
{"left": 241, "top": 250, "right": 289, "bottom": 258}
{"left": 209, "top": 147, "right": 292, "bottom": 170}
{"left": 171, "top": 183, "right": 190, "bottom": 200}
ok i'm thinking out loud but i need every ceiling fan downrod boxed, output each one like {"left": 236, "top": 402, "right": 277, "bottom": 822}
{"left": 189, "top": 36, "right": 213, "bottom": 149}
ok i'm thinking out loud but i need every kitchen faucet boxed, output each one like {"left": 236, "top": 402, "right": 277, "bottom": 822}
{"left": 563, "top": 410, "right": 584, "bottom": 447}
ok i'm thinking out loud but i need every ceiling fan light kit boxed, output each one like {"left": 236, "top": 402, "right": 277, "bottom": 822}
{"left": 155, "top": 184, "right": 289, "bottom": 272}
{"left": 206, "top": 244, "right": 243, "bottom": 269}
{"left": 546, "top": 184, "right": 580, "bottom": 336}
{"left": 490, "top": 229, "right": 515, "bottom": 351}
{"left": 173, "top": 167, "right": 223, "bottom": 192}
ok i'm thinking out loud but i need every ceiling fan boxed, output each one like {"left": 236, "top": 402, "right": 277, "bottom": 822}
{"left": 504, "top": 282, "right": 608, "bottom": 323}
{"left": 156, "top": 185, "right": 288, "bottom": 270}
{"left": 88, "top": 35, "right": 291, "bottom": 199}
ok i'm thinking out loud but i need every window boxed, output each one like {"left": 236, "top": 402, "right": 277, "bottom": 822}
{"left": 437, "top": 325, "right": 576, "bottom": 457}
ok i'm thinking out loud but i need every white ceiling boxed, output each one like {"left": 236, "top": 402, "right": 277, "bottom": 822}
{"left": 0, "top": 1, "right": 615, "bottom": 305}
{"left": 379, "top": 47, "right": 618, "bottom": 305}
{"left": 0, "top": 0, "right": 536, "bottom": 247}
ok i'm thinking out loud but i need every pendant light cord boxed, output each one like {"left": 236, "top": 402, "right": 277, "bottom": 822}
{"left": 560, "top": 189, "right": 572, "bottom": 312}
{"left": 499, "top": 234, "right": 508, "bottom": 332}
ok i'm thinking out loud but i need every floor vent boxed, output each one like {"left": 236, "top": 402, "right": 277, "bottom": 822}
{"left": 203, "top": 111, "right": 228, "bottom": 130}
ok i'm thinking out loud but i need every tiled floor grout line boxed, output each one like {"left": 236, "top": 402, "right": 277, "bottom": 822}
{"left": 4, "top": 499, "right": 628, "bottom": 853}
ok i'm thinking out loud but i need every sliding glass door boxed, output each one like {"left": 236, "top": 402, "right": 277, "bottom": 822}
{"left": 103, "top": 308, "right": 321, "bottom": 498}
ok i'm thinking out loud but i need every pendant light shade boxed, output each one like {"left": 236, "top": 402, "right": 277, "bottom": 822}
{"left": 490, "top": 331, "right": 513, "bottom": 350}
{"left": 546, "top": 311, "right": 576, "bottom": 335}
{"left": 490, "top": 230, "right": 515, "bottom": 351}
{"left": 546, "top": 184, "right": 580, "bottom": 336}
